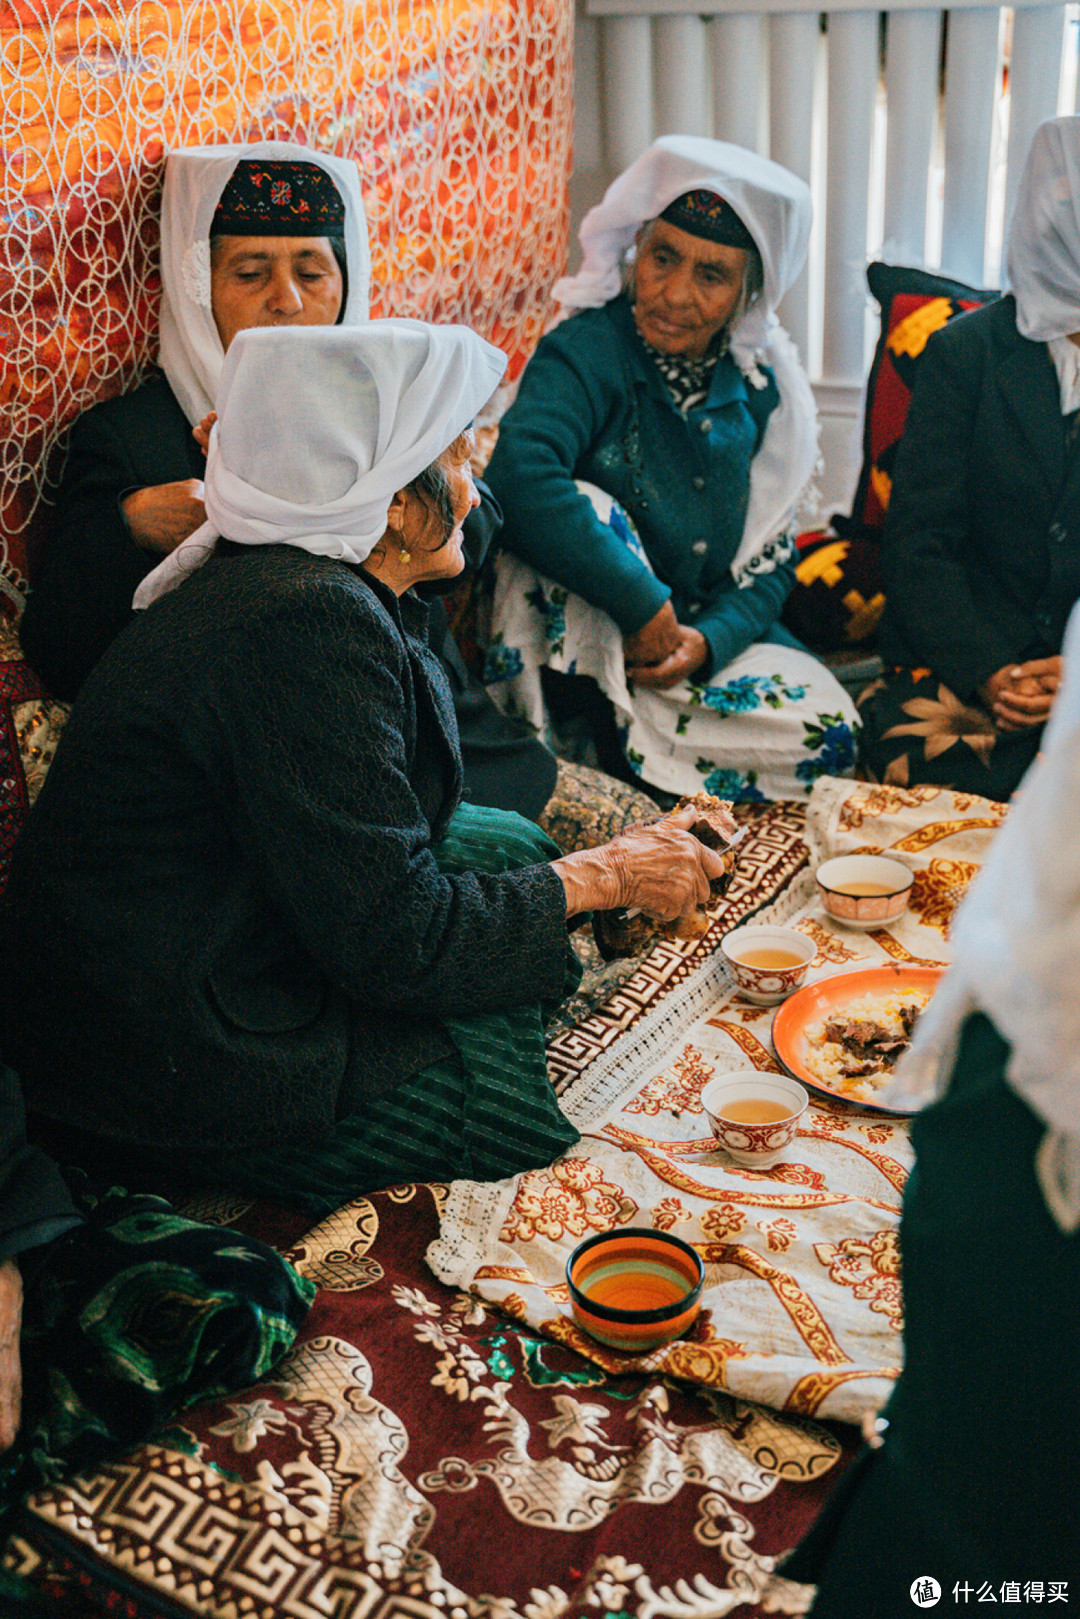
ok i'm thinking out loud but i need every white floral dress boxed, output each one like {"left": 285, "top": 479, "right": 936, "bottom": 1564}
{"left": 484, "top": 485, "right": 859, "bottom": 804}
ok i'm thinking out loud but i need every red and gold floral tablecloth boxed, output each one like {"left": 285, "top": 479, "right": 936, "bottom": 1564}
{"left": 4, "top": 782, "right": 1007, "bottom": 1617}
{"left": 4, "top": 797, "right": 857, "bottom": 1619}
{"left": 429, "top": 778, "right": 1006, "bottom": 1425}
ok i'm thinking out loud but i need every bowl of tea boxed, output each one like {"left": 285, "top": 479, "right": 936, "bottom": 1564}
{"left": 701, "top": 1071, "right": 809, "bottom": 1168}
{"left": 720, "top": 924, "right": 817, "bottom": 1004}
{"left": 566, "top": 1228, "right": 705, "bottom": 1352}
{"left": 815, "top": 854, "right": 914, "bottom": 930}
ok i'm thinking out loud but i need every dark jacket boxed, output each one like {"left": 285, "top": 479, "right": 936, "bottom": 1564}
{"left": 880, "top": 294, "right": 1080, "bottom": 699}
{"left": 0, "top": 546, "right": 569, "bottom": 1156}
{"left": 784, "top": 1015, "right": 1080, "bottom": 1599}
{"left": 486, "top": 295, "right": 793, "bottom": 680}
{"left": 0, "top": 1064, "right": 80, "bottom": 1261}
{"left": 20, "top": 373, "right": 556, "bottom": 817}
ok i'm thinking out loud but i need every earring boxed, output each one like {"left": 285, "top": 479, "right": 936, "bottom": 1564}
{"left": 389, "top": 520, "right": 411, "bottom": 565}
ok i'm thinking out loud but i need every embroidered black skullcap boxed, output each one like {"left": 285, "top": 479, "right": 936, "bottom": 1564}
{"left": 211, "top": 159, "right": 345, "bottom": 237}
{"left": 659, "top": 189, "right": 756, "bottom": 252}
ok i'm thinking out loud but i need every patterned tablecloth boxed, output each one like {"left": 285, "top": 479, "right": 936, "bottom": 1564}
{"left": 4, "top": 780, "right": 1006, "bottom": 1618}
{"left": 429, "top": 778, "right": 1006, "bottom": 1425}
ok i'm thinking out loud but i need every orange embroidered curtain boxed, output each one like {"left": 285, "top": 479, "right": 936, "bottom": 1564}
{"left": 0, "top": 0, "right": 573, "bottom": 603}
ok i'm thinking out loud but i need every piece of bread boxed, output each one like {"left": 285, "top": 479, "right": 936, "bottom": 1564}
{"left": 592, "top": 794, "right": 740, "bottom": 959}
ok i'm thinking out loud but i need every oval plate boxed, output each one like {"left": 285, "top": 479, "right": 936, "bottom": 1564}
{"left": 771, "top": 963, "right": 946, "bottom": 1114}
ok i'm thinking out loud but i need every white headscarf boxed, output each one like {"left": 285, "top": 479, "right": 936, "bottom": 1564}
{"left": 158, "top": 141, "right": 371, "bottom": 426}
{"left": 1005, "top": 115, "right": 1080, "bottom": 344}
{"left": 134, "top": 321, "right": 506, "bottom": 607}
{"left": 552, "top": 136, "right": 817, "bottom": 582}
{"left": 883, "top": 600, "right": 1080, "bottom": 1232}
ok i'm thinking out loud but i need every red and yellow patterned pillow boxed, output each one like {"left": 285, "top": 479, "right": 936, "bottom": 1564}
{"left": 849, "top": 261, "right": 998, "bottom": 534}
{"left": 784, "top": 263, "right": 998, "bottom": 653}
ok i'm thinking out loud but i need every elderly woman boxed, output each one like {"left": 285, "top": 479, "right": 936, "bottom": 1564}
{"left": 0, "top": 321, "right": 727, "bottom": 1212}
{"left": 784, "top": 603, "right": 1080, "bottom": 1606}
{"left": 484, "top": 136, "right": 858, "bottom": 804}
{"left": 20, "top": 140, "right": 368, "bottom": 699}
{"left": 857, "top": 115, "right": 1080, "bottom": 800}
{"left": 19, "top": 140, "right": 653, "bottom": 847}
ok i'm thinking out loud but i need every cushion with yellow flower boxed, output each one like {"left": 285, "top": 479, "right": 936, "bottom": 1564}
{"left": 782, "top": 526, "right": 887, "bottom": 653}
{"left": 848, "top": 262, "right": 998, "bottom": 536}
{"left": 782, "top": 264, "right": 997, "bottom": 655}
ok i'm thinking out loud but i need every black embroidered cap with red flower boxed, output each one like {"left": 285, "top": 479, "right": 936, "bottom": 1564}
{"left": 212, "top": 159, "right": 346, "bottom": 237}
{"left": 659, "top": 188, "right": 756, "bottom": 252}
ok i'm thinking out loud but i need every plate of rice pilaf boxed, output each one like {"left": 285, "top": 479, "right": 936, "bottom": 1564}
{"left": 771, "top": 964, "right": 946, "bottom": 1113}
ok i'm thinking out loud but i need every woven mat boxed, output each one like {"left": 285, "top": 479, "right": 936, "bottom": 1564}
{"left": 5, "top": 799, "right": 861, "bottom": 1619}
{"left": 428, "top": 779, "right": 1006, "bottom": 1425}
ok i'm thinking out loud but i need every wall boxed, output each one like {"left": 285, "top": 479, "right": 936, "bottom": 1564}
{"left": 0, "top": 0, "right": 573, "bottom": 605}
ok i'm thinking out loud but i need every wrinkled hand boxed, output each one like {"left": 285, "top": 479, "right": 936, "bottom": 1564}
{"left": 0, "top": 1259, "right": 22, "bottom": 1453}
{"left": 979, "top": 657, "right": 1062, "bottom": 731}
{"left": 627, "top": 626, "right": 709, "bottom": 689}
{"left": 553, "top": 804, "right": 730, "bottom": 922}
{"left": 623, "top": 602, "right": 681, "bottom": 668}
{"left": 121, "top": 481, "right": 207, "bottom": 555}
{"left": 193, "top": 411, "right": 217, "bottom": 455}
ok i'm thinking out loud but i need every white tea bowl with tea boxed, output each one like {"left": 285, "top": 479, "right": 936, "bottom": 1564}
{"left": 720, "top": 923, "right": 816, "bottom": 1004}
{"left": 701, "top": 1071, "right": 809, "bottom": 1168}
{"left": 815, "top": 854, "right": 914, "bottom": 930}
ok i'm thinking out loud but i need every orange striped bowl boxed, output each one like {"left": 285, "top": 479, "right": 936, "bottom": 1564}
{"left": 566, "top": 1228, "right": 705, "bottom": 1352}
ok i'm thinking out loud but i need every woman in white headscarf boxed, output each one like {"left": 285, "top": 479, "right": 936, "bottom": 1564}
{"left": 0, "top": 322, "right": 729, "bottom": 1210}
{"left": 21, "top": 140, "right": 656, "bottom": 848}
{"left": 20, "top": 140, "right": 368, "bottom": 701}
{"left": 858, "top": 114, "right": 1080, "bottom": 801}
{"left": 484, "top": 136, "right": 859, "bottom": 805}
{"left": 783, "top": 602, "right": 1080, "bottom": 1608}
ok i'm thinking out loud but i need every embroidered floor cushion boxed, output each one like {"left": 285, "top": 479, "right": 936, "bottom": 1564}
{"left": 850, "top": 261, "right": 998, "bottom": 535}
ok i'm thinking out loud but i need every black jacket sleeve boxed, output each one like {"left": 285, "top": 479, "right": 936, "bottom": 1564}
{"left": 880, "top": 319, "right": 1026, "bottom": 698}
{"left": 215, "top": 582, "right": 570, "bottom": 1019}
{"left": 0, "top": 1063, "right": 80, "bottom": 1261}
{"left": 19, "top": 382, "right": 202, "bottom": 701}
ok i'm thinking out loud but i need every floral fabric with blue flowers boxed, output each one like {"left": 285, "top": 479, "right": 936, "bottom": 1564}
{"left": 484, "top": 484, "right": 859, "bottom": 803}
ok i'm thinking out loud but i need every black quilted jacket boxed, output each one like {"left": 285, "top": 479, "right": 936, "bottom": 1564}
{"left": 0, "top": 545, "right": 568, "bottom": 1154}
{"left": 880, "top": 294, "right": 1080, "bottom": 698}
{"left": 20, "top": 371, "right": 556, "bottom": 816}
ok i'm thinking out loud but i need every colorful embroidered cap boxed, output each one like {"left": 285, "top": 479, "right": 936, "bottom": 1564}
{"left": 659, "top": 188, "right": 756, "bottom": 252}
{"left": 211, "top": 159, "right": 346, "bottom": 237}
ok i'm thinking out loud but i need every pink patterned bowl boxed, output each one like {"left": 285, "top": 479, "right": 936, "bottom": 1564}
{"left": 701, "top": 1072, "right": 809, "bottom": 1168}
{"left": 815, "top": 855, "right": 914, "bottom": 930}
{"left": 720, "top": 924, "right": 817, "bottom": 1005}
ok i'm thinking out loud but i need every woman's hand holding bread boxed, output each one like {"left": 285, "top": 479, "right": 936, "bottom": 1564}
{"left": 553, "top": 796, "right": 737, "bottom": 928}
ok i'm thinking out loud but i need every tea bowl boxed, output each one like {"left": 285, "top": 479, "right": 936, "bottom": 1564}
{"left": 701, "top": 1071, "right": 809, "bottom": 1168}
{"left": 815, "top": 854, "right": 914, "bottom": 930}
{"left": 720, "top": 923, "right": 816, "bottom": 1004}
{"left": 566, "top": 1227, "right": 705, "bottom": 1351}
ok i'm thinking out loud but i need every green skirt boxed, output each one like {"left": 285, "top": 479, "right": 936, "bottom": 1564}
{"left": 204, "top": 803, "right": 582, "bottom": 1215}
